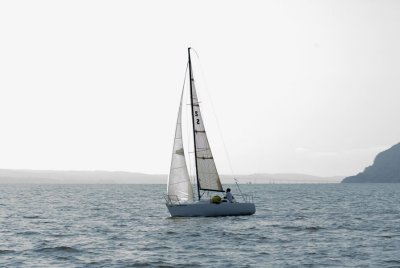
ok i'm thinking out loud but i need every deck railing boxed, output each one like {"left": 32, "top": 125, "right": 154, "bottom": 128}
{"left": 165, "top": 193, "right": 254, "bottom": 205}
{"left": 234, "top": 193, "right": 254, "bottom": 203}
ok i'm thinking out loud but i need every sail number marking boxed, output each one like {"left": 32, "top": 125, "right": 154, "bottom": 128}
{"left": 195, "top": 110, "right": 200, "bottom": 124}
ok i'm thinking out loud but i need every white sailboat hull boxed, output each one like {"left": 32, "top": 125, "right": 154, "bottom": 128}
{"left": 166, "top": 201, "right": 256, "bottom": 217}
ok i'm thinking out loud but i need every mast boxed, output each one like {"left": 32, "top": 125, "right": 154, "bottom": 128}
{"left": 188, "top": 47, "right": 201, "bottom": 201}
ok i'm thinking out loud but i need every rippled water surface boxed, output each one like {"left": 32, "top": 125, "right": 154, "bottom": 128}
{"left": 1, "top": 184, "right": 400, "bottom": 267}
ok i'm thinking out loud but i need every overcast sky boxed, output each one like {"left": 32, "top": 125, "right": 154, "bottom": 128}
{"left": 0, "top": 0, "right": 399, "bottom": 177}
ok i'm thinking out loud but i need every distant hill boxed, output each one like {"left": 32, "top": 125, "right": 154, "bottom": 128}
{"left": 0, "top": 169, "right": 165, "bottom": 184}
{"left": 342, "top": 143, "right": 400, "bottom": 183}
{"left": 0, "top": 169, "right": 343, "bottom": 184}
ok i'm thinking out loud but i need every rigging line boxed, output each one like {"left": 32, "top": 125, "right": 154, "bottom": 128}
{"left": 192, "top": 49, "right": 236, "bottom": 177}
{"left": 179, "top": 62, "right": 192, "bottom": 183}
{"left": 181, "top": 62, "right": 189, "bottom": 95}
{"left": 189, "top": 48, "right": 202, "bottom": 201}
{"left": 192, "top": 50, "right": 246, "bottom": 199}
{"left": 183, "top": 62, "right": 194, "bottom": 186}
{"left": 167, "top": 62, "right": 189, "bottom": 194}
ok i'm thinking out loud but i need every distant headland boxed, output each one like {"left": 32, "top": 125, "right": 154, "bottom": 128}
{"left": 342, "top": 143, "right": 400, "bottom": 183}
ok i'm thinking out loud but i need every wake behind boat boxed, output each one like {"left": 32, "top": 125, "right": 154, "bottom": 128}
{"left": 165, "top": 48, "right": 256, "bottom": 217}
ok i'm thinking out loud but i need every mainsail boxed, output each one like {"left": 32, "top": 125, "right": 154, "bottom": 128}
{"left": 167, "top": 88, "right": 194, "bottom": 202}
{"left": 189, "top": 52, "right": 224, "bottom": 193}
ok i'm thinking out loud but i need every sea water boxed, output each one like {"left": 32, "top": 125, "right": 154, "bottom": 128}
{"left": 0, "top": 184, "right": 399, "bottom": 267}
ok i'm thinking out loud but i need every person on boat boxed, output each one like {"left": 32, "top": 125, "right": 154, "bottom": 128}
{"left": 224, "top": 188, "right": 234, "bottom": 203}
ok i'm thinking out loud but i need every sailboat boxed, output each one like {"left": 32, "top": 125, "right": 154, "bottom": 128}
{"left": 165, "top": 48, "right": 256, "bottom": 217}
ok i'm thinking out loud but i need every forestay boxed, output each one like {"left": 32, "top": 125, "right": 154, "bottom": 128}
{"left": 167, "top": 89, "right": 194, "bottom": 202}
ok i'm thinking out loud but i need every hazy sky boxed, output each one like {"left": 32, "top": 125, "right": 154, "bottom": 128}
{"left": 1, "top": 0, "right": 399, "bottom": 177}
